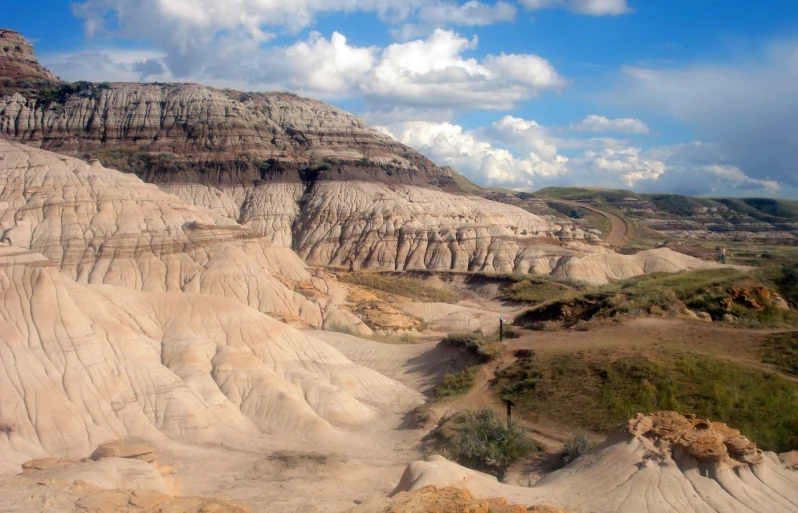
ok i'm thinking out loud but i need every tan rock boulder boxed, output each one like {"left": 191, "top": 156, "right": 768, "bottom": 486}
{"left": 90, "top": 440, "right": 159, "bottom": 463}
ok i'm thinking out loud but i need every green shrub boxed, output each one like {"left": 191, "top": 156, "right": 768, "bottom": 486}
{"left": 327, "top": 323, "right": 355, "bottom": 335}
{"left": 503, "top": 276, "right": 580, "bottom": 304}
{"left": 776, "top": 263, "right": 798, "bottom": 307}
{"left": 562, "top": 432, "right": 597, "bottom": 464}
{"left": 524, "top": 321, "right": 547, "bottom": 331}
{"left": 440, "top": 332, "right": 500, "bottom": 362}
{"left": 446, "top": 409, "right": 539, "bottom": 476}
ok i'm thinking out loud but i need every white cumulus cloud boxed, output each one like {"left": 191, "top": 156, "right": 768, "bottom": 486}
{"left": 379, "top": 120, "right": 569, "bottom": 188}
{"left": 376, "top": 114, "right": 778, "bottom": 196}
{"left": 568, "top": 115, "right": 650, "bottom": 134}
{"left": 256, "top": 32, "right": 376, "bottom": 93}
{"left": 364, "top": 30, "right": 566, "bottom": 113}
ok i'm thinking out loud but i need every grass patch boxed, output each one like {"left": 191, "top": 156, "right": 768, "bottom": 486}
{"left": 762, "top": 332, "right": 798, "bottom": 377}
{"left": 502, "top": 275, "right": 583, "bottom": 304}
{"left": 339, "top": 272, "right": 462, "bottom": 303}
{"left": 436, "top": 367, "right": 477, "bottom": 399}
{"left": 444, "top": 408, "right": 540, "bottom": 477}
{"left": 496, "top": 350, "right": 798, "bottom": 452}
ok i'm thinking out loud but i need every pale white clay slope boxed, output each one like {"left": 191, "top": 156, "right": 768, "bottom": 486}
{"left": 0, "top": 244, "right": 422, "bottom": 473}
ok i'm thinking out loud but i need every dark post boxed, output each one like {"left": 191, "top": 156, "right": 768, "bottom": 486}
{"left": 504, "top": 399, "right": 514, "bottom": 429}
{"left": 499, "top": 317, "right": 504, "bottom": 341}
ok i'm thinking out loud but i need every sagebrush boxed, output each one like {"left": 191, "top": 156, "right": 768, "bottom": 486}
{"left": 446, "top": 408, "right": 539, "bottom": 476}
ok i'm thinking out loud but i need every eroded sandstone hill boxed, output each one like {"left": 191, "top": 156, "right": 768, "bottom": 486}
{"left": 0, "top": 30, "right": 605, "bottom": 272}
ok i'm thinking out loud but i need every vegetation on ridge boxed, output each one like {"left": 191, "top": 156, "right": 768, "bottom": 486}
{"left": 515, "top": 267, "right": 798, "bottom": 328}
{"left": 496, "top": 349, "right": 798, "bottom": 452}
{"left": 339, "top": 272, "right": 462, "bottom": 303}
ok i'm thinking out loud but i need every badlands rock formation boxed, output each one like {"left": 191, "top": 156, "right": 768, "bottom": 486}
{"left": 167, "top": 180, "right": 612, "bottom": 274}
{"left": 0, "top": 138, "right": 372, "bottom": 331}
{"left": 0, "top": 140, "right": 427, "bottom": 474}
{"left": 0, "top": 79, "right": 449, "bottom": 188}
{"left": 0, "top": 135, "right": 719, "bottom": 290}
{"left": 393, "top": 412, "right": 798, "bottom": 513}
{"left": 0, "top": 33, "right": 727, "bottom": 279}
{"left": 0, "top": 30, "right": 58, "bottom": 83}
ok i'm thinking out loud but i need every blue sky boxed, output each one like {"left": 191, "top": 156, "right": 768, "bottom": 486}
{"left": 5, "top": 0, "right": 798, "bottom": 197}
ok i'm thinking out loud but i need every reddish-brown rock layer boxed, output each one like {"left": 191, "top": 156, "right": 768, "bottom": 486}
{"left": 0, "top": 30, "right": 58, "bottom": 83}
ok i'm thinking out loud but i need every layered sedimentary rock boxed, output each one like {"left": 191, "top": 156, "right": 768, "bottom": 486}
{"left": 0, "top": 80, "right": 452, "bottom": 188}
{"left": 0, "top": 139, "right": 372, "bottom": 331}
{"left": 0, "top": 30, "right": 58, "bottom": 83}
{"left": 0, "top": 32, "right": 730, "bottom": 284}
{"left": 393, "top": 412, "right": 798, "bottom": 513}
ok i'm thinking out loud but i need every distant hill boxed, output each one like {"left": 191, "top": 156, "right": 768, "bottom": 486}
{"left": 536, "top": 187, "right": 798, "bottom": 243}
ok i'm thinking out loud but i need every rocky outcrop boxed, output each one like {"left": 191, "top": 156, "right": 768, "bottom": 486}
{"left": 383, "top": 486, "right": 573, "bottom": 513}
{"left": 2, "top": 441, "right": 250, "bottom": 512}
{"left": 21, "top": 440, "right": 178, "bottom": 496}
{"left": 0, "top": 30, "right": 58, "bottom": 83}
{"left": 393, "top": 412, "right": 798, "bottom": 513}
{"left": 0, "top": 80, "right": 459, "bottom": 190}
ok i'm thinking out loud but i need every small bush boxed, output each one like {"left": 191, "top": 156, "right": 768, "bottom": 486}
{"left": 327, "top": 323, "right": 355, "bottom": 335}
{"left": 446, "top": 409, "right": 539, "bottom": 476}
{"left": 777, "top": 263, "right": 798, "bottom": 307}
{"left": 562, "top": 432, "right": 596, "bottom": 464}
{"left": 400, "top": 332, "right": 419, "bottom": 344}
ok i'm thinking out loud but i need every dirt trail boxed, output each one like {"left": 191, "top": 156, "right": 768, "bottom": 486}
{"left": 426, "top": 318, "right": 797, "bottom": 452}
{"left": 428, "top": 350, "right": 567, "bottom": 452}
{"left": 544, "top": 198, "right": 627, "bottom": 246}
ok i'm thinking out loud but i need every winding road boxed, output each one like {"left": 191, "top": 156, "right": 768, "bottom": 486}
{"left": 544, "top": 198, "right": 627, "bottom": 247}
